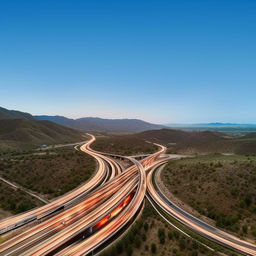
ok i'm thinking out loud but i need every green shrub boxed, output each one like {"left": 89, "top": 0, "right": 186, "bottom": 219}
{"left": 151, "top": 243, "right": 157, "bottom": 254}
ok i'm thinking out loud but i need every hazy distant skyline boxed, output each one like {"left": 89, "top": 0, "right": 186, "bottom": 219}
{"left": 1, "top": 0, "right": 256, "bottom": 123}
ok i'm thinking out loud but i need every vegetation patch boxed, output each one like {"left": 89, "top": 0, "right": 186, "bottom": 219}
{"left": 0, "top": 181, "right": 43, "bottom": 215}
{"left": 0, "top": 147, "right": 95, "bottom": 200}
{"left": 162, "top": 154, "right": 256, "bottom": 240}
{"left": 92, "top": 135, "right": 158, "bottom": 156}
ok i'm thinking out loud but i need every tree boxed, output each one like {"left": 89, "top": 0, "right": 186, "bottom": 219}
{"left": 126, "top": 245, "right": 133, "bottom": 256}
{"left": 151, "top": 243, "right": 157, "bottom": 254}
{"left": 135, "top": 237, "right": 141, "bottom": 248}
{"left": 168, "top": 231, "right": 173, "bottom": 240}
{"left": 144, "top": 222, "right": 149, "bottom": 231}
{"left": 158, "top": 228, "right": 165, "bottom": 244}
{"left": 116, "top": 241, "right": 123, "bottom": 254}
{"left": 179, "top": 238, "right": 186, "bottom": 250}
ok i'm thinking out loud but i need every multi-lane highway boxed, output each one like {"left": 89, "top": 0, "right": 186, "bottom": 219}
{"left": 0, "top": 135, "right": 255, "bottom": 256}
{"left": 0, "top": 134, "right": 130, "bottom": 235}
{"left": 0, "top": 135, "right": 149, "bottom": 256}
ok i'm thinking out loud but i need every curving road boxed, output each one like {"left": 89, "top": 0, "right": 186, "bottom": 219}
{"left": 0, "top": 136, "right": 255, "bottom": 256}
{"left": 0, "top": 135, "right": 147, "bottom": 256}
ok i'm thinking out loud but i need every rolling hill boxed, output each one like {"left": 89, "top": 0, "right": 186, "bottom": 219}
{"left": 0, "top": 119, "right": 84, "bottom": 151}
{"left": 2, "top": 106, "right": 256, "bottom": 154}
{"left": 133, "top": 128, "right": 227, "bottom": 144}
{"left": 34, "top": 115, "right": 164, "bottom": 132}
{"left": 92, "top": 128, "right": 256, "bottom": 155}
{"left": 91, "top": 129, "right": 228, "bottom": 155}
{"left": 0, "top": 106, "right": 34, "bottom": 120}
{"left": 133, "top": 129, "right": 256, "bottom": 154}
{"left": 1, "top": 106, "right": 164, "bottom": 133}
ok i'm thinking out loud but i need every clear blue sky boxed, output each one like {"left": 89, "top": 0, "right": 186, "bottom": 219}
{"left": 0, "top": 0, "right": 255, "bottom": 124}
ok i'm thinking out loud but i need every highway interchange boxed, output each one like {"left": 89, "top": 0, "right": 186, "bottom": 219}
{"left": 0, "top": 134, "right": 255, "bottom": 256}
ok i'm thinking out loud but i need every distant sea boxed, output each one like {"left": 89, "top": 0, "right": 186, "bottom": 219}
{"left": 166, "top": 124, "right": 256, "bottom": 136}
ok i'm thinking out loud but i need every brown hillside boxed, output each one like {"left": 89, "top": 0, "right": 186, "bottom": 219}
{"left": 0, "top": 119, "right": 84, "bottom": 150}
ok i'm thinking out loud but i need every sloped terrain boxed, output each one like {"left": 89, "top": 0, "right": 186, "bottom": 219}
{"left": 0, "top": 107, "right": 34, "bottom": 120}
{"left": 131, "top": 129, "right": 256, "bottom": 155}
{"left": 0, "top": 119, "right": 84, "bottom": 150}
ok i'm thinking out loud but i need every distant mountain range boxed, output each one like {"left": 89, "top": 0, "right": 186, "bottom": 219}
{"left": 1, "top": 106, "right": 256, "bottom": 154}
{"left": 0, "top": 107, "right": 86, "bottom": 150}
{"left": 34, "top": 115, "right": 164, "bottom": 132}
{"left": 0, "top": 106, "right": 164, "bottom": 133}
{"left": 0, "top": 106, "right": 164, "bottom": 150}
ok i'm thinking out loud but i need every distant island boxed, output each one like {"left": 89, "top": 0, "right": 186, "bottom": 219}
{"left": 166, "top": 123, "right": 256, "bottom": 136}
{"left": 166, "top": 122, "right": 256, "bottom": 127}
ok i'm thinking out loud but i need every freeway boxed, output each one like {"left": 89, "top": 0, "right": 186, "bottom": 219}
{"left": 0, "top": 136, "right": 150, "bottom": 256}
{"left": 0, "top": 134, "right": 121, "bottom": 235}
{"left": 0, "top": 177, "right": 132, "bottom": 255}
{"left": 54, "top": 157, "right": 146, "bottom": 256}
{"left": 53, "top": 143, "right": 166, "bottom": 256}
{"left": 1, "top": 136, "right": 256, "bottom": 256}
